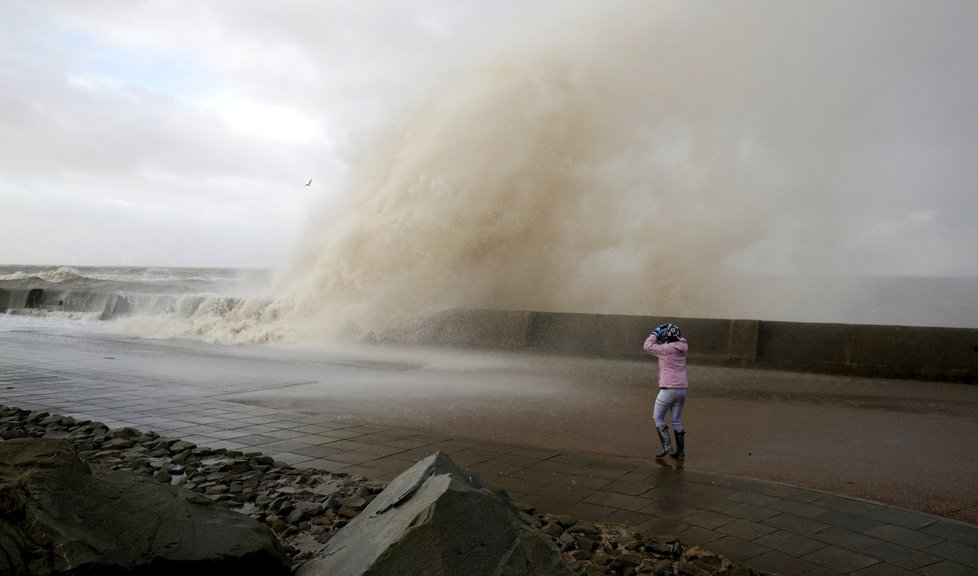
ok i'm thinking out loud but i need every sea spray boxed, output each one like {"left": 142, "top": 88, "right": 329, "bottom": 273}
{"left": 108, "top": 3, "right": 978, "bottom": 342}
{"left": 270, "top": 1, "right": 977, "bottom": 341}
{"left": 271, "top": 3, "right": 826, "bottom": 340}
{"left": 6, "top": 2, "right": 973, "bottom": 344}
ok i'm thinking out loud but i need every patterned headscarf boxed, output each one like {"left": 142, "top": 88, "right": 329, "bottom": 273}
{"left": 654, "top": 323, "right": 683, "bottom": 343}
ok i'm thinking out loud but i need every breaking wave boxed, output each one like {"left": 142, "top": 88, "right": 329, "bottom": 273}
{"left": 5, "top": 3, "right": 978, "bottom": 344}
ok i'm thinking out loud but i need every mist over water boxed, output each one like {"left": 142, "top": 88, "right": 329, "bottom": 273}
{"left": 261, "top": 2, "right": 976, "bottom": 341}
{"left": 0, "top": 0, "right": 978, "bottom": 343}
{"left": 8, "top": 3, "right": 968, "bottom": 344}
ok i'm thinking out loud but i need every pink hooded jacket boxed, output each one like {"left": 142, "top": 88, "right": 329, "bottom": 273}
{"left": 643, "top": 335, "right": 689, "bottom": 389}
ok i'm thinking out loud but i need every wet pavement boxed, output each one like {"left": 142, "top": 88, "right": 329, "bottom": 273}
{"left": 2, "top": 320, "right": 977, "bottom": 576}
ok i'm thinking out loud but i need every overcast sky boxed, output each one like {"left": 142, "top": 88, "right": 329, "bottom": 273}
{"left": 1, "top": 0, "right": 505, "bottom": 268}
{"left": 1, "top": 1, "right": 976, "bottom": 275}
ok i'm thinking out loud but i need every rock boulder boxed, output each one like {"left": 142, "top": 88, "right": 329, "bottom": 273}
{"left": 296, "top": 451, "right": 575, "bottom": 576}
{"left": 0, "top": 438, "right": 290, "bottom": 575}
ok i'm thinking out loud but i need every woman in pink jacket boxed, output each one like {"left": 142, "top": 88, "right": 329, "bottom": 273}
{"left": 643, "top": 323, "right": 688, "bottom": 459}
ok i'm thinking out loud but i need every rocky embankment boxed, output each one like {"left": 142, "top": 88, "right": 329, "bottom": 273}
{"left": 0, "top": 405, "right": 767, "bottom": 576}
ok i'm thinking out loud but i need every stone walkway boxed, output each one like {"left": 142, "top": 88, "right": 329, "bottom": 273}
{"left": 1, "top": 332, "right": 977, "bottom": 576}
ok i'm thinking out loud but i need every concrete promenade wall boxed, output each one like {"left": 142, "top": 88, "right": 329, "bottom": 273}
{"left": 401, "top": 309, "right": 978, "bottom": 382}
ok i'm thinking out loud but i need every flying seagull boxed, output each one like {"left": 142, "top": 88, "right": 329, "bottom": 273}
{"left": 305, "top": 179, "right": 312, "bottom": 186}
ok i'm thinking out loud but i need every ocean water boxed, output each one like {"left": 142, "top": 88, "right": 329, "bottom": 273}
{"left": 1, "top": 265, "right": 976, "bottom": 346}
{"left": 0, "top": 266, "right": 278, "bottom": 343}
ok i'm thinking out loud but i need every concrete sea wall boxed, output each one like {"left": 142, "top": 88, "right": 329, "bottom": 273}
{"left": 399, "top": 309, "right": 978, "bottom": 382}
{"left": 4, "top": 284, "right": 975, "bottom": 381}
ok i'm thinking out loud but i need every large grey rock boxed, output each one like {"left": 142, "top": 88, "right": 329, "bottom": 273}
{"left": 0, "top": 438, "right": 290, "bottom": 576}
{"left": 297, "top": 452, "right": 574, "bottom": 576}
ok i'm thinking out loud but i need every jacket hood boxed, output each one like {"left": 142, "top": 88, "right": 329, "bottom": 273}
{"left": 668, "top": 338, "right": 689, "bottom": 352}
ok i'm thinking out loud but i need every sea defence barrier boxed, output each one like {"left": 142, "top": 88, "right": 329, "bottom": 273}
{"left": 396, "top": 309, "right": 978, "bottom": 383}
{"left": 3, "top": 286, "right": 976, "bottom": 382}
{"left": 0, "top": 286, "right": 131, "bottom": 320}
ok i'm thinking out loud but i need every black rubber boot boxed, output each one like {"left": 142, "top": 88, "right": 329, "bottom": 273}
{"left": 671, "top": 430, "right": 685, "bottom": 459}
{"left": 655, "top": 425, "right": 673, "bottom": 458}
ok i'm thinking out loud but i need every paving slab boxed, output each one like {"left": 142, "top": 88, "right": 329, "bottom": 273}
{"left": 2, "top": 326, "right": 978, "bottom": 575}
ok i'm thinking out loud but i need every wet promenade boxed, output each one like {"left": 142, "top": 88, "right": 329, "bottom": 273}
{"left": 1, "top": 322, "right": 977, "bottom": 575}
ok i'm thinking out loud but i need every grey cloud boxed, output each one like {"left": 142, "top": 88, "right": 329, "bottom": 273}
{"left": 1, "top": 0, "right": 976, "bottom": 276}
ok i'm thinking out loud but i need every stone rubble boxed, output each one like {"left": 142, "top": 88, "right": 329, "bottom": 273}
{"left": 0, "top": 405, "right": 769, "bottom": 576}
{"left": 1, "top": 437, "right": 291, "bottom": 575}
